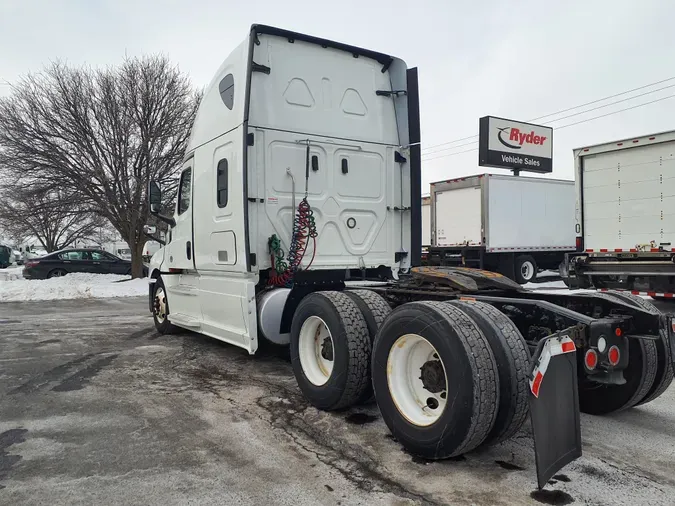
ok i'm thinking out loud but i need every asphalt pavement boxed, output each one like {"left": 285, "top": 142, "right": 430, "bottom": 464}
{"left": 1, "top": 296, "right": 675, "bottom": 505}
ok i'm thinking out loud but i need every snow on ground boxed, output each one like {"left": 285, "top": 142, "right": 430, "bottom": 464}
{"left": 0, "top": 266, "right": 25, "bottom": 281}
{"left": 0, "top": 272, "right": 147, "bottom": 302}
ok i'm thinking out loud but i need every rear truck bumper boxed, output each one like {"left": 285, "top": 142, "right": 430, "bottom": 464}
{"left": 563, "top": 251, "right": 675, "bottom": 291}
{"left": 529, "top": 328, "right": 581, "bottom": 489}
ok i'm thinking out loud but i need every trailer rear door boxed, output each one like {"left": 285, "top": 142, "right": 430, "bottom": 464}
{"left": 582, "top": 140, "right": 675, "bottom": 251}
{"left": 435, "top": 186, "right": 482, "bottom": 246}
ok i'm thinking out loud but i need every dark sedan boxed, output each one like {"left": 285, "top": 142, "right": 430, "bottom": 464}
{"left": 22, "top": 248, "right": 144, "bottom": 279}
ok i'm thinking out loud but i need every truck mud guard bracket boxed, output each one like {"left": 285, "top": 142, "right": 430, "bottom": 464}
{"left": 529, "top": 329, "right": 582, "bottom": 489}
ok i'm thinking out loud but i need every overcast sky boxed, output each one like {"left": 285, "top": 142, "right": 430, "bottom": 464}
{"left": 2, "top": 0, "right": 674, "bottom": 193}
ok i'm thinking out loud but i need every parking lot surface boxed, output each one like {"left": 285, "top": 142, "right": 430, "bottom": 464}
{"left": 1, "top": 297, "right": 675, "bottom": 505}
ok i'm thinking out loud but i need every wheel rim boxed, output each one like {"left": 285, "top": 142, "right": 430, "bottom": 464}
{"left": 521, "top": 261, "right": 534, "bottom": 281}
{"left": 154, "top": 286, "right": 167, "bottom": 323}
{"left": 298, "top": 315, "right": 334, "bottom": 386}
{"left": 50, "top": 270, "right": 65, "bottom": 278}
{"left": 387, "top": 333, "right": 448, "bottom": 427}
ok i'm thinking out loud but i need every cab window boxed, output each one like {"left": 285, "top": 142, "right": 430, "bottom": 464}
{"left": 178, "top": 168, "right": 192, "bottom": 215}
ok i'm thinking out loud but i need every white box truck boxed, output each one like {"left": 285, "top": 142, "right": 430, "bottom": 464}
{"left": 142, "top": 25, "right": 672, "bottom": 488}
{"left": 420, "top": 195, "right": 431, "bottom": 262}
{"left": 421, "top": 195, "right": 431, "bottom": 246}
{"left": 562, "top": 130, "right": 675, "bottom": 297}
{"left": 426, "top": 173, "right": 576, "bottom": 284}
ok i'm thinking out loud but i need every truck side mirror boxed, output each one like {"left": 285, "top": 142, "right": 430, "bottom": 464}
{"left": 148, "top": 181, "right": 162, "bottom": 214}
{"left": 144, "top": 225, "right": 157, "bottom": 235}
{"left": 147, "top": 180, "right": 176, "bottom": 228}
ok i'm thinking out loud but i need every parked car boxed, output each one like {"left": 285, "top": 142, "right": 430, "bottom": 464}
{"left": 22, "top": 248, "right": 148, "bottom": 279}
{"left": 0, "top": 245, "right": 11, "bottom": 269}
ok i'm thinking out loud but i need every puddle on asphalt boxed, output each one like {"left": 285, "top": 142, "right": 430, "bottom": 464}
{"left": 495, "top": 459, "right": 525, "bottom": 471}
{"left": 344, "top": 412, "right": 378, "bottom": 425}
{"left": 530, "top": 489, "right": 574, "bottom": 505}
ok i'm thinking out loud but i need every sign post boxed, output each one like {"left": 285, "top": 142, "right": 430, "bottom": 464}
{"left": 479, "top": 116, "right": 553, "bottom": 175}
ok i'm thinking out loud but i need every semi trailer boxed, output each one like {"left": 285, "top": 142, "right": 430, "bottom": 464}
{"left": 145, "top": 25, "right": 674, "bottom": 489}
{"left": 425, "top": 173, "right": 576, "bottom": 284}
{"left": 562, "top": 130, "right": 675, "bottom": 297}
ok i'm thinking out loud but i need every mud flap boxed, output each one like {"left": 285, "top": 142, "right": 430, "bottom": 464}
{"left": 529, "top": 332, "right": 582, "bottom": 489}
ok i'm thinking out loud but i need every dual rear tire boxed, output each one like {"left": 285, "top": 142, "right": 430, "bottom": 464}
{"left": 290, "top": 291, "right": 531, "bottom": 459}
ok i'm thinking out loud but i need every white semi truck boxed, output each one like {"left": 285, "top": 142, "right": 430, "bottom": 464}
{"left": 562, "top": 130, "right": 675, "bottom": 298}
{"left": 425, "top": 174, "right": 576, "bottom": 284}
{"left": 145, "top": 25, "right": 673, "bottom": 488}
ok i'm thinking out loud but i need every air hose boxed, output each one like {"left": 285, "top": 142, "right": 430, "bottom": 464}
{"left": 268, "top": 141, "right": 318, "bottom": 287}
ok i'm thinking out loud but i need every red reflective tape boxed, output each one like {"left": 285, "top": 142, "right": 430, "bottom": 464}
{"left": 614, "top": 249, "right": 623, "bottom": 252}
{"left": 649, "top": 137, "right": 656, "bottom": 140}
{"left": 630, "top": 249, "right": 638, "bottom": 252}
{"left": 651, "top": 248, "right": 660, "bottom": 252}
{"left": 531, "top": 371, "right": 544, "bottom": 398}
{"left": 561, "top": 341, "right": 576, "bottom": 353}
{"left": 631, "top": 291, "right": 640, "bottom": 295}
{"left": 664, "top": 293, "right": 674, "bottom": 298}
{"left": 600, "top": 249, "right": 608, "bottom": 252}
{"left": 647, "top": 292, "right": 657, "bottom": 297}
{"left": 586, "top": 249, "right": 594, "bottom": 253}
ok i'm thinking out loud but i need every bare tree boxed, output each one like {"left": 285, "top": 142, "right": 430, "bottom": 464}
{"left": 0, "top": 184, "right": 103, "bottom": 252}
{"left": 0, "top": 56, "right": 201, "bottom": 277}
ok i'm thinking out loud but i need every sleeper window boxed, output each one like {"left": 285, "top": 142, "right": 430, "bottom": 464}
{"left": 217, "top": 159, "right": 228, "bottom": 208}
{"left": 219, "top": 74, "right": 234, "bottom": 110}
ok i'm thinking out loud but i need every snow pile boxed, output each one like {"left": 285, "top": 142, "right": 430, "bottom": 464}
{"left": 523, "top": 279, "right": 569, "bottom": 291}
{"left": 0, "top": 272, "right": 148, "bottom": 302}
{"left": 0, "top": 266, "right": 25, "bottom": 281}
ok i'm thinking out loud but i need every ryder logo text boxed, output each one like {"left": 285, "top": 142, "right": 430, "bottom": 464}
{"left": 497, "top": 127, "right": 548, "bottom": 150}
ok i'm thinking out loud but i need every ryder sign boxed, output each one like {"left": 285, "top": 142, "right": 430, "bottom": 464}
{"left": 479, "top": 116, "right": 553, "bottom": 173}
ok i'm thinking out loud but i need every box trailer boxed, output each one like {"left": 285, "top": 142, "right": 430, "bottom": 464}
{"left": 143, "top": 25, "right": 673, "bottom": 489}
{"left": 421, "top": 195, "right": 431, "bottom": 246}
{"left": 426, "top": 173, "right": 576, "bottom": 284}
{"left": 562, "top": 131, "right": 675, "bottom": 297}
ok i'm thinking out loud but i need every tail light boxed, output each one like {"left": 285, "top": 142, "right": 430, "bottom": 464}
{"left": 576, "top": 236, "right": 583, "bottom": 251}
{"left": 584, "top": 349, "right": 598, "bottom": 370}
{"left": 608, "top": 346, "right": 620, "bottom": 366}
{"left": 24, "top": 260, "right": 40, "bottom": 268}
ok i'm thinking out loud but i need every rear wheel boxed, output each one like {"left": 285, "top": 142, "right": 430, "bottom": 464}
{"left": 514, "top": 255, "right": 537, "bottom": 284}
{"left": 449, "top": 300, "right": 530, "bottom": 444}
{"left": 345, "top": 289, "right": 392, "bottom": 404}
{"left": 636, "top": 329, "right": 674, "bottom": 406}
{"left": 290, "top": 291, "right": 371, "bottom": 411}
{"left": 602, "top": 291, "right": 673, "bottom": 406}
{"left": 578, "top": 336, "right": 657, "bottom": 414}
{"left": 372, "top": 301, "right": 499, "bottom": 459}
{"left": 47, "top": 269, "right": 67, "bottom": 278}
